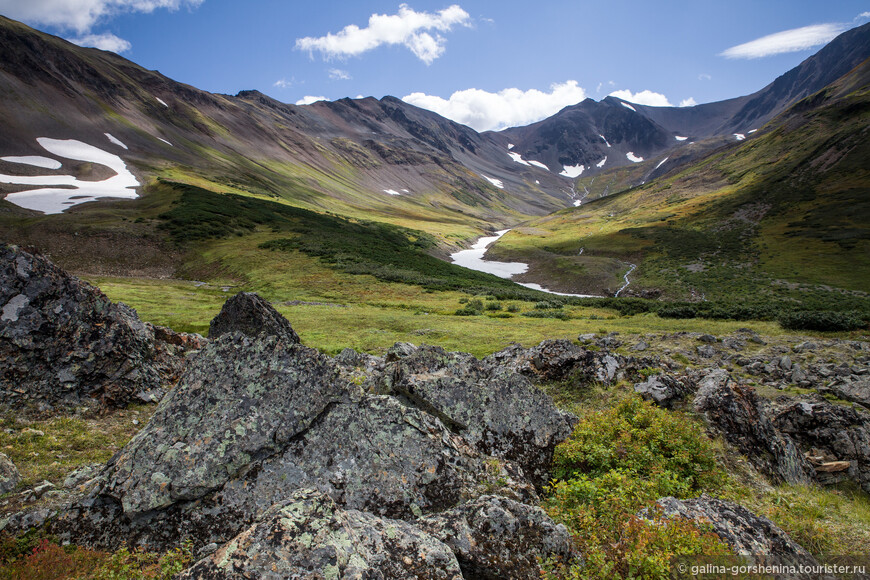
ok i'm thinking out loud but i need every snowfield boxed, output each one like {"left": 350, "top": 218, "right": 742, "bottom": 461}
{"left": 596, "top": 157, "right": 607, "bottom": 168}
{"left": 626, "top": 152, "right": 644, "bottom": 163}
{"left": 482, "top": 175, "right": 504, "bottom": 189}
{"left": 620, "top": 102, "right": 637, "bottom": 112}
{"left": 560, "top": 164, "right": 585, "bottom": 178}
{"left": 104, "top": 133, "right": 128, "bottom": 149}
{"left": 1, "top": 156, "right": 62, "bottom": 169}
{"left": 383, "top": 189, "right": 401, "bottom": 195}
{"left": 450, "top": 229, "right": 527, "bottom": 278}
{"left": 675, "top": 136, "right": 688, "bottom": 141}
{"left": 0, "top": 138, "right": 140, "bottom": 214}
{"left": 508, "top": 151, "right": 530, "bottom": 166}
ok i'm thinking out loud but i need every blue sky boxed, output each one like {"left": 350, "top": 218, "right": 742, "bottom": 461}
{"left": 2, "top": 0, "right": 868, "bottom": 130}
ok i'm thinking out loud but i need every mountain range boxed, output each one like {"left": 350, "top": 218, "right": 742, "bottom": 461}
{"left": 0, "top": 15, "right": 868, "bottom": 302}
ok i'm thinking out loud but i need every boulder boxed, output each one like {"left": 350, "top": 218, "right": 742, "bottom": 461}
{"left": 0, "top": 452, "right": 20, "bottom": 494}
{"left": 826, "top": 376, "right": 870, "bottom": 410}
{"left": 772, "top": 397, "right": 870, "bottom": 492}
{"left": 51, "top": 336, "right": 536, "bottom": 552}
{"left": 178, "top": 489, "right": 464, "bottom": 580}
{"left": 652, "top": 496, "right": 821, "bottom": 575}
{"left": 0, "top": 244, "right": 169, "bottom": 409}
{"left": 376, "top": 344, "right": 577, "bottom": 488}
{"left": 633, "top": 373, "right": 694, "bottom": 408}
{"left": 418, "top": 495, "right": 577, "bottom": 579}
{"left": 207, "top": 291, "right": 300, "bottom": 343}
{"left": 482, "top": 339, "right": 589, "bottom": 382}
{"left": 693, "top": 371, "right": 814, "bottom": 485}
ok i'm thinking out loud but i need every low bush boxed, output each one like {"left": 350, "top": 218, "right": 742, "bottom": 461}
{"left": 778, "top": 310, "right": 865, "bottom": 332}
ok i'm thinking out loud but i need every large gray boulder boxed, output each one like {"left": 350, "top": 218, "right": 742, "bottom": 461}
{"left": 50, "top": 335, "right": 536, "bottom": 553}
{"left": 418, "top": 495, "right": 577, "bottom": 580}
{"left": 652, "top": 496, "right": 823, "bottom": 578}
{"left": 375, "top": 344, "right": 578, "bottom": 488}
{"left": 0, "top": 244, "right": 168, "bottom": 409}
{"left": 633, "top": 373, "right": 695, "bottom": 408}
{"left": 178, "top": 489, "right": 464, "bottom": 580}
{"left": 207, "top": 291, "right": 300, "bottom": 343}
{"left": 0, "top": 453, "right": 20, "bottom": 494}
{"left": 693, "top": 371, "right": 815, "bottom": 485}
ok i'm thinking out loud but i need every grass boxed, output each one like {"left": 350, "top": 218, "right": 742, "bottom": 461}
{"left": 0, "top": 406, "right": 155, "bottom": 490}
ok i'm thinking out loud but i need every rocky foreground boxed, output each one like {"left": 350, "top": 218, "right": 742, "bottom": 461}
{"left": 1, "top": 243, "right": 869, "bottom": 578}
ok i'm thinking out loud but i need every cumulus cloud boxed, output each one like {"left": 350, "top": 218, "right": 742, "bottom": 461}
{"left": 402, "top": 80, "right": 586, "bottom": 132}
{"left": 679, "top": 97, "right": 697, "bottom": 107}
{"left": 69, "top": 31, "right": 131, "bottom": 52}
{"left": 273, "top": 78, "right": 293, "bottom": 89}
{"left": 328, "top": 68, "right": 351, "bottom": 80}
{"left": 295, "top": 4, "right": 471, "bottom": 65}
{"left": 609, "top": 89, "right": 672, "bottom": 107}
{"left": 296, "top": 95, "right": 329, "bottom": 106}
{"left": 0, "top": 0, "right": 203, "bottom": 33}
{"left": 720, "top": 23, "right": 846, "bottom": 59}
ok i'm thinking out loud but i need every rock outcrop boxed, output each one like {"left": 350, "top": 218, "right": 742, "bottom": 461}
{"left": 178, "top": 489, "right": 464, "bottom": 580}
{"left": 653, "top": 496, "right": 821, "bottom": 571}
{"left": 633, "top": 372, "right": 695, "bottom": 408}
{"left": 693, "top": 371, "right": 815, "bottom": 485}
{"left": 0, "top": 453, "right": 20, "bottom": 494}
{"left": 772, "top": 397, "right": 870, "bottom": 493}
{"left": 375, "top": 343, "right": 577, "bottom": 488}
{"left": 208, "top": 291, "right": 300, "bottom": 343}
{"left": 0, "top": 244, "right": 197, "bottom": 410}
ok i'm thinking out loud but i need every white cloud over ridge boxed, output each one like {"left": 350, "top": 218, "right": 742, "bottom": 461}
{"left": 679, "top": 97, "right": 697, "bottom": 107}
{"left": 609, "top": 89, "right": 672, "bottom": 107}
{"left": 69, "top": 31, "right": 131, "bottom": 52}
{"left": 296, "top": 95, "right": 329, "bottom": 106}
{"left": 0, "top": 0, "right": 202, "bottom": 33}
{"left": 720, "top": 23, "right": 845, "bottom": 59}
{"left": 403, "top": 80, "right": 586, "bottom": 132}
{"left": 329, "top": 68, "right": 351, "bottom": 80}
{"left": 296, "top": 4, "right": 471, "bottom": 65}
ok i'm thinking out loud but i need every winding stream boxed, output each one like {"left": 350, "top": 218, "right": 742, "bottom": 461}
{"left": 450, "top": 230, "right": 601, "bottom": 298}
{"left": 614, "top": 263, "right": 636, "bottom": 297}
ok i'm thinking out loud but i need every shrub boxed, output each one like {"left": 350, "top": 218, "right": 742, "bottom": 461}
{"left": 522, "top": 310, "right": 569, "bottom": 320}
{"left": 506, "top": 303, "right": 520, "bottom": 313}
{"left": 485, "top": 301, "right": 502, "bottom": 311}
{"left": 778, "top": 310, "right": 865, "bottom": 332}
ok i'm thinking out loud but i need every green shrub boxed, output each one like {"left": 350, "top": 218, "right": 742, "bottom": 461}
{"left": 778, "top": 310, "right": 865, "bottom": 332}
{"left": 485, "top": 301, "right": 502, "bottom": 311}
{"left": 522, "top": 310, "right": 569, "bottom": 320}
{"left": 506, "top": 303, "right": 520, "bottom": 313}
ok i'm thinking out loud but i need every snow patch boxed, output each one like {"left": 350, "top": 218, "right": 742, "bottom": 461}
{"left": 156, "top": 97, "right": 169, "bottom": 107}
{"left": 158, "top": 138, "right": 173, "bottom": 146}
{"left": 620, "top": 101, "right": 637, "bottom": 112}
{"left": 0, "top": 138, "right": 140, "bottom": 214}
{"left": 528, "top": 160, "right": 549, "bottom": 170}
{"left": 599, "top": 135, "right": 611, "bottom": 148}
{"left": 482, "top": 175, "right": 504, "bottom": 189}
{"left": 508, "top": 151, "right": 530, "bottom": 166}
{"left": 560, "top": 164, "right": 585, "bottom": 178}
{"left": 675, "top": 135, "right": 688, "bottom": 141}
{"left": 655, "top": 157, "right": 669, "bottom": 170}
{"left": 401, "top": 189, "right": 409, "bottom": 193}
{"left": 104, "top": 133, "right": 128, "bottom": 149}
{"left": 1, "top": 156, "right": 62, "bottom": 170}
{"left": 734, "top": 133, "right": 745, "bottom": 141}
{"left": 383, "top": 189, "right": 401, "bottom": 196}
{"left": 747, "top": 129, "right": 757, "bottom": 134}
{"left": 507, "top": 143, "right": 514, "bottom": 150}
{"left": 626, "top": 152, "right": 644, "bottom": 163}
{"left": 596, "top": 157, "right": 607, "bottom": 168}
{"left": 450, "top": 229, "right": 527, "bottom": 278}
{"left": 572, "top": 200, "right": 582, "bottom": 207}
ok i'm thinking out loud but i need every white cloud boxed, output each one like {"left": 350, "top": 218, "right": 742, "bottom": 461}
{"left": 69, "top": 32, "right": 131, "bottom": 52}
{"left": 295, "top": 3, "right": 471, "bottom": 65}
{"left": 296, "top": 95, "right": 329, "bottom": 106}
{"left": 857, "top": 12, "right": 870, "bottom": 20}
{"left": 720, "top": 23, "right": 846, "bottom": 59}
{"left": 274, "top": 78, "right": 293, "bottom": 89}
{"left": 402, "top": 80, "right": 586, "bottom": 132}
{"left": 0, "top": 0, "right": 203, "bottom": 33}
{"left": 698, "top": 73, "right": 712, "bottom": 81}
{"left": 609, "top": 89, "right": 672, "bottom": 107}
{"left": 679, "top": 97, "right": 697, "bottom": 107}
{"left": 328, "top": 68, "right": 351, "bottom": 80}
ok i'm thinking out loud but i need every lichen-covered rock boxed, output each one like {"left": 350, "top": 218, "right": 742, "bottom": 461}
{"left": 0, "top": 452, "right": 20, "bottom": 494}
{"left": 826, "top": 375, "right": 870, "bottom": 410}
{"left": 418, "top": 495, "right": 577, "bottom": 579}
{"left": 177, "top": 489, "right": 463, "bottom": 580}
{"left": 98, "top": 333, "right": 358, "bottom": 517}
{"left": 693, "top": 371, "right": 814, "bottom": 485}
{"left": 376, "top": 344, "right": 577, "bottom": 488}
{"left": 207, "top": 291, "right": 300, "bottom": 342}
{"left": 0, "top": 244, "right": 168, "bottom": 409}
{"left": 633, "top": 373, "right": 694, "bottom": 408}
{"left": 652, "top": 496, "right": 821, "bottom": 576}
{"left": 482, "top": 339, "right": 590, "bottom": 382}
{"left": 772, "top": 397, "right": 870, "bottom": 492}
